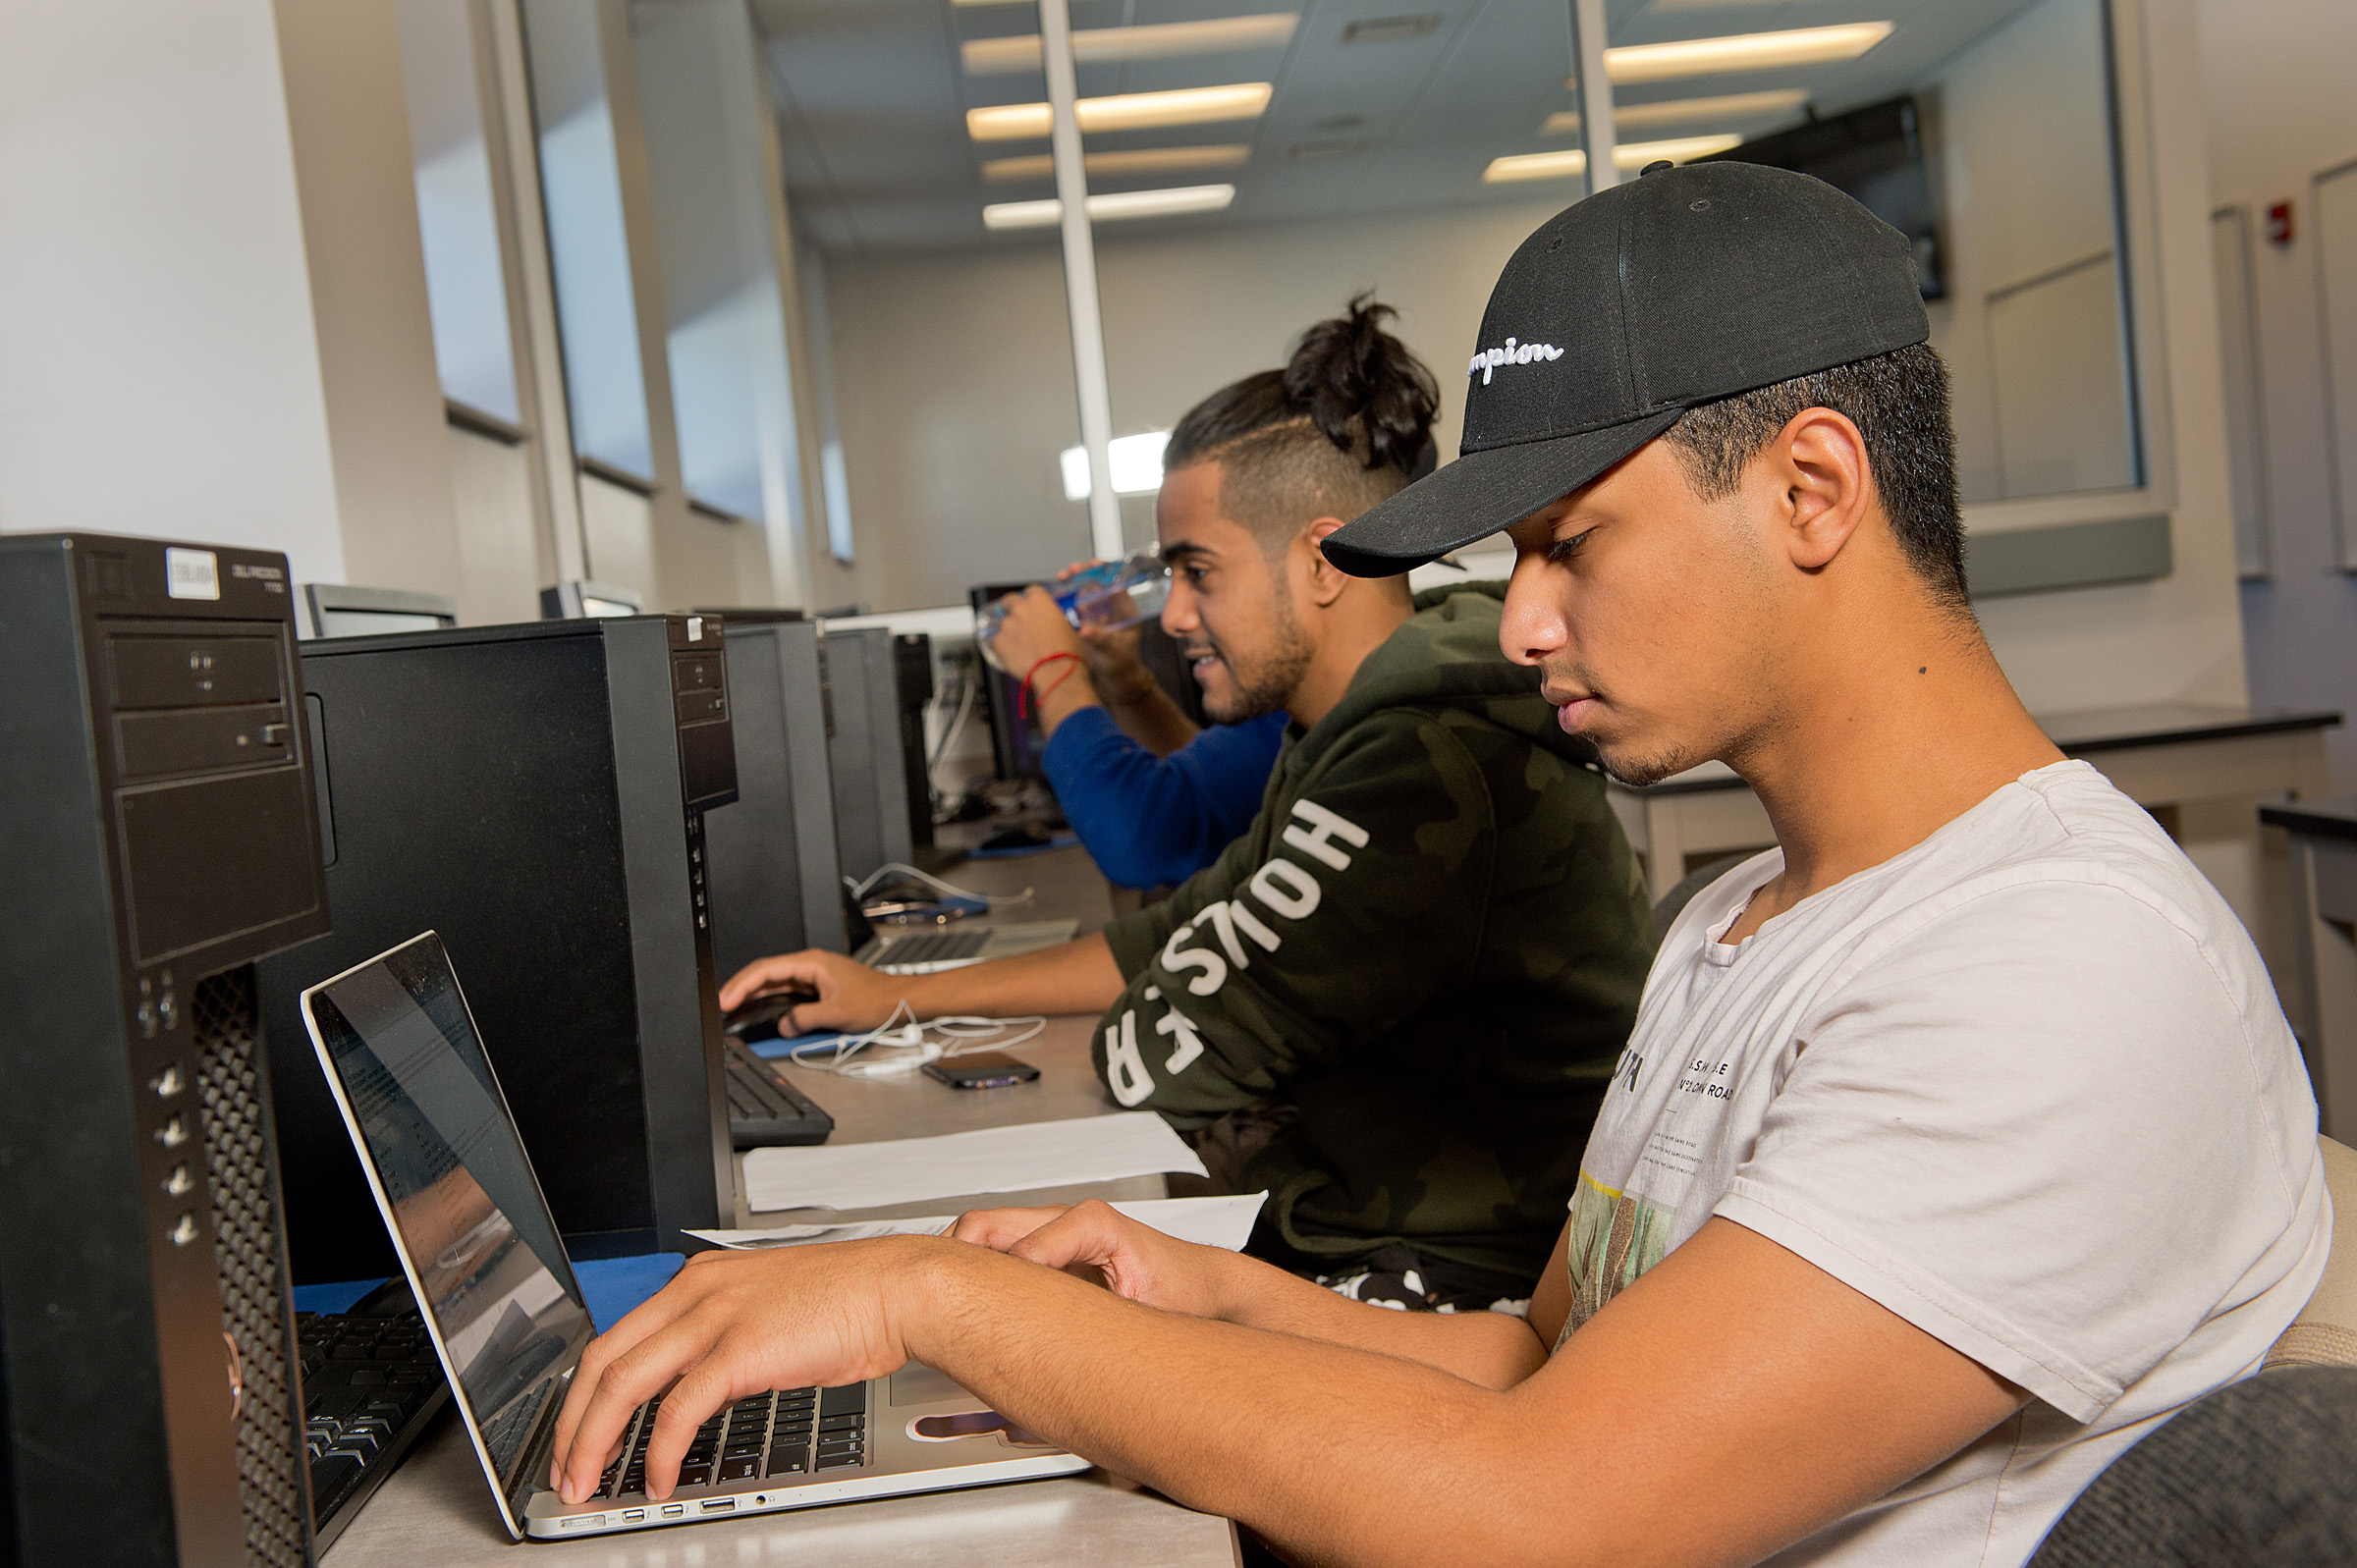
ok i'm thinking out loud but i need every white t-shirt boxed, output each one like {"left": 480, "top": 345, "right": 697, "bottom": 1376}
{"left": 1562, "top": 761, "right": 2330, "bottom": 1567}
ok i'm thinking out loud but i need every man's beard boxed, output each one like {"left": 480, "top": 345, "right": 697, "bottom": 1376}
{"left": 1197, "top": 587, "right": 1315, "bottom": 725}
{"left": 1591, "top": 738, "right": 1696, "bottom": 788}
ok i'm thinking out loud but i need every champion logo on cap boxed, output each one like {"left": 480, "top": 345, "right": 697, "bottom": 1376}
{"left": 1467, "top": 336, "right": 1564, "bottom": 385}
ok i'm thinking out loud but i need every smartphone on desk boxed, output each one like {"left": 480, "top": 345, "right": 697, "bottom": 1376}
{"left": 922, "top": 1052, "right": 1040, "bottom": 1090}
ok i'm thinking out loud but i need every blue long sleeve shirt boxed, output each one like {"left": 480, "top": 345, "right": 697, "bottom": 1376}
{"left": 1040, "top": 706, "right": 1288, "bottom": 889}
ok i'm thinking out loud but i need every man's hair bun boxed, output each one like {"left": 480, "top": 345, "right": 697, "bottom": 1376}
{"left": 1281, "top": 294, "right": 1440, "bottom": 478}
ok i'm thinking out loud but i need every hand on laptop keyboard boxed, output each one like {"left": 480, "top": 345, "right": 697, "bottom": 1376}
{"left": 590, "top": 1384, "right": 869, "bottom": 1500}
{"left": 548, "top": 1242, "right": 928, "bottom": 1504}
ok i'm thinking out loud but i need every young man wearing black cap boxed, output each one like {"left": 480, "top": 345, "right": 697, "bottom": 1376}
{"left": 549, "top": 163, "right": 2329, "bottom": 1566}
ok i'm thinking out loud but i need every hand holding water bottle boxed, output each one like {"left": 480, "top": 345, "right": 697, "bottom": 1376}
{"left": 974, "top": 553, "right": 1170, "bottom": 675}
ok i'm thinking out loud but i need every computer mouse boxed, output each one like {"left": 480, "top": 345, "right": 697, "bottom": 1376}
{"left": 722, "top": 987, "right": 821, "bottom": 1045}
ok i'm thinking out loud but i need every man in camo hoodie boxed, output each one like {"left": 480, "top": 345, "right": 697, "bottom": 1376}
{"left": 723, "top": 300, "right": 1655, "bottom": 1304}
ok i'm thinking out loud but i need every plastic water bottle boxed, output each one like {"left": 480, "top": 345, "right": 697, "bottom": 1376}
{"left": 975, "top": 554, "right": 1171, "bottom": 673}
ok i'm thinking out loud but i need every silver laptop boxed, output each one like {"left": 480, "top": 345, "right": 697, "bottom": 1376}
{"left": 300, "top": 931, "right": 1090, "bottom": 1541}
{"left": 856, "top": 917, "right": 1076, "bottom": 975}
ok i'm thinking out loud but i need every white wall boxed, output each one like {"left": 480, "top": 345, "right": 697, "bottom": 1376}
{"left": 0, "top": 0, "right": 473, "bottom": 629}
{"left": 2203, "top": 0, "right": 2357, "bottom": 790}
{"left": 0, "top": 1, "right": 350, "bottom": 587}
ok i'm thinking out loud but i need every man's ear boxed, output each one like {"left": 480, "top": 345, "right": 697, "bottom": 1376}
{"left": 1299, "top": 517, "right": 1353, "bottom": 607}
{"left": 1770, "top": 408, "right": 1873, "bottom": 573}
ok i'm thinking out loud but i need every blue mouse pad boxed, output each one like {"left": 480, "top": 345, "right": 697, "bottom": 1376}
{"left": 292, "top": 1252, "right": 685, "bottom": 1333}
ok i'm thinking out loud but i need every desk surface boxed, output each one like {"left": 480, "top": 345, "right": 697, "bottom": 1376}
{"left": 326, "top": 844, "right": 1234, "bottom": 1565}
{"left": 1617, "top": 703, "right": 2344, "bottom": 796}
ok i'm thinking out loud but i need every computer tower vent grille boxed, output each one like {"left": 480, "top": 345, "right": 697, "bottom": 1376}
{"left": 193, "top": 970, "right": 309, "bottom": 1568}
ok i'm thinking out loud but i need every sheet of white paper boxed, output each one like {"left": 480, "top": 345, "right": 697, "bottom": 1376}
{"left": 739, "top": 1111, "right": 1209, "bottom": 1214}
{"left": 687, "top": 1192, "right": 1267, "bottom": 1254}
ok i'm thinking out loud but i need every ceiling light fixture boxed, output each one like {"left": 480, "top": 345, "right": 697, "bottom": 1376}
{"left": 1481, "top": 134, "right": 1742, "bottom": 184}
{"left": 983, "top": 145, "right": 1252, "bottom": 183}
{"left": 1597, "top": 23, "right": 1893, "bottom": 85}
{"left": 963, "top": 14, "right": 1296, "bottom": 76}
{"left": 1542, "top": 86, "right": 1810, "bottom": 137}
{"left": 966, "top": 83, "right": 1274, "bottom": 142}
{"left": 984, "top": 184, "right": 1237, "bottom": 230}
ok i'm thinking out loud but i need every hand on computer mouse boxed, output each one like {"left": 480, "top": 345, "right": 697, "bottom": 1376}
{"left": 719, "top": 987, "right": 821, "bottom": 1045}
{"left": 718, "top": 949, "right": 904, "bottom": 1038}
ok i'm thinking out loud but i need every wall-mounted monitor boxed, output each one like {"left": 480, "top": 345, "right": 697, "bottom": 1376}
{"left": 1703, "top": 96, "right": 1946, "bottom": 300}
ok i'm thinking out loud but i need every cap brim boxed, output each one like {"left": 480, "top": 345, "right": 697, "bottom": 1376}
{"left": 1322, "top": 408, "right": 1682, "bottom": 577}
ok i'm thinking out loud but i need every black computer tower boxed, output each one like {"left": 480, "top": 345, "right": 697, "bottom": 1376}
{"left": 706, "top": 620, "right": 848, "bottom": 977}
{"left": 821, "top": 626, "right": 915, "bottom": 883}
{"left": 1, "top": 533, "right": 328, "bottom": 1567}
{"left": 254, "top": 616, "right": 738, "bottom": 1283}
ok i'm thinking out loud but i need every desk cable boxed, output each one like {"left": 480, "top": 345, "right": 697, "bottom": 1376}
{"left": 780, "top": 999, "right": 1047, "bottom": 1078}
{"left": 844, "top": 862, "right": 1034, "bottom": 909}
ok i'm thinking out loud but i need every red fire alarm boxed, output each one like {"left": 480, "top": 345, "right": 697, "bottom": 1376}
{"left": 2267, "top": 200, "right": 2294, "bottom": 247}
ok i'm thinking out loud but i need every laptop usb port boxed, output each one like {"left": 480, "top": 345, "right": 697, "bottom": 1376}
{"left": 700, "top": 1498, "right": 737, "bottom": 1513}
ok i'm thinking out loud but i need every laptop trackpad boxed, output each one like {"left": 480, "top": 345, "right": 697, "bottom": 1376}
{"left": 888, "top": 1361, "right": 981, "bottom": 1408}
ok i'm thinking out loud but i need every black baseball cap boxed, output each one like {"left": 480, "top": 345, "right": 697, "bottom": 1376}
{"left": 1322, "top": 160, "right": 1929, "bottom": 577}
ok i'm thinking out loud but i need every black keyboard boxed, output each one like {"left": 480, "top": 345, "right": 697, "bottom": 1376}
{"left": 725, "top": 1040, "right": 836, "bottom": 1149}
{"left": 873, "top": 929, "right": 991, "bottom": 967}
{"left": 597, "top": 1383, "right": 867, "bottom": 1500}
{"left": 297, "top": 1305, "right": 451, "bottom": 1542}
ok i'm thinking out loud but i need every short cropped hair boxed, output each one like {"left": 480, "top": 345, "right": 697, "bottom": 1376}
{"left": 1660, "top": 342, "right": 1969, "bottom": 611}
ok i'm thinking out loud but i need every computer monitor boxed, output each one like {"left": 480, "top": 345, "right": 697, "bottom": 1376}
{"left": 540, "top": 579, "right": 643, "bottom": 620}
{"left": 705, "top": 619, "right": 850, "bottom": 975}
{"left": 304, "top": 582, "right": 460, "bottom": 640}
{"left": 255, "top": 615, "right": 739, "bottom": 1280}
{"left": 822, "top": 626, "right": 916, "bottom": 882}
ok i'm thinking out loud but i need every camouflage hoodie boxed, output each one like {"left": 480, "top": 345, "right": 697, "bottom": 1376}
{"left": 1096, "top": 583, "right": 1656, "bottom": 1283}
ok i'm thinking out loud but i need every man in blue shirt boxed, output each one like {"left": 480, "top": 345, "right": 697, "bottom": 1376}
{"left": 989, "top": 579, "right": 1284, "bottom": 889}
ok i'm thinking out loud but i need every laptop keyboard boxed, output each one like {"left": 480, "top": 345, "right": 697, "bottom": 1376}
{"left": 298, "top": 1309, "right": 449, "bottom": 1526}
{"left": 598, "top": 1383, "right": 867, "bottom": 1498}
{"left": 874, "top": 929, "right": 991, "bottom": 967}
{"left": 724, "top": 1040, "right": 836, "bottom": 1149}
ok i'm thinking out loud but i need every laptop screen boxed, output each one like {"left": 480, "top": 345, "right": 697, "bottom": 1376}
{"left": 303, "top": 935, "right": 592, "bottom": 1484}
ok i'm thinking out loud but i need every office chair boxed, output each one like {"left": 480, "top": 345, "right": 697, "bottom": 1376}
{"left": 2028, "top": 1136, "right": 2357, "bottom": 1566}
{"left": 2026, "top": 1368, "right": 2357, "bottom": 1566}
